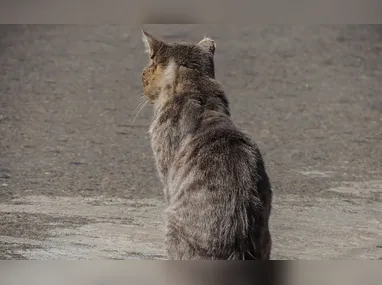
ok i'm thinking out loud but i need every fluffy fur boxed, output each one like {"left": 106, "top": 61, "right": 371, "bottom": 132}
{"left": 141, "top": 30, "right": 272, "bottom": 260}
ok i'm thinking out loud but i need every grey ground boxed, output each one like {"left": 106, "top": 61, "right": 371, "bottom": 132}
{"left": 0, "top": 25, "right": 381, "bottom": 260}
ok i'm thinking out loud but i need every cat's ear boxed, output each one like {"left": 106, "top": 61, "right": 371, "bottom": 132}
{"left": 142, "top": 30, "right": 163, "bottom": 59}
{"left": 198, "top": 37, "right": 216, "bottom": 55}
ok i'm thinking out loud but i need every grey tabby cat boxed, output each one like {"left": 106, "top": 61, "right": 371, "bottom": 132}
{"left": 141, "top": 30, "right": 272, "bottom": 260}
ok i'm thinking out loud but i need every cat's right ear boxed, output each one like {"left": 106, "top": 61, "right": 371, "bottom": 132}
{"left": 142, "top": 30, "right": 163, "bottom": 59}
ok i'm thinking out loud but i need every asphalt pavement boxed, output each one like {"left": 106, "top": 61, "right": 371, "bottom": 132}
{"left": 0, "top": 25, "right": 382, "bottom": 259}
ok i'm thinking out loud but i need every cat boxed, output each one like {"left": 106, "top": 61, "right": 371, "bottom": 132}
{"left": 141, "top": 30, "right": 273, "bottom": 260}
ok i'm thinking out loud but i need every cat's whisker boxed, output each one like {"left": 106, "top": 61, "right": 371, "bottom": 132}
{"left": 136, "top": 94, "right": 146, "bottom": 103}
{"left": 132, "top": 100, "right": 147, "bottom": 124}
{"left": 136, "top": 93, "right": 145, "bottom": 100}
{"left": 131, "top": 96, "right": 147, "bottom": 118}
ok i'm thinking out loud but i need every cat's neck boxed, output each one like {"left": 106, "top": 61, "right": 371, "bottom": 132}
{"left": 155, "top": 70, "right": 228, "bottom": 110}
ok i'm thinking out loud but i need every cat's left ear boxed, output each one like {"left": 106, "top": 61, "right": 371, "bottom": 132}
{"left": 142, "top": 30, "right": 164, "bottom": 58}
{"left": 198, "top": 37, "right": 216, "bottom": 55}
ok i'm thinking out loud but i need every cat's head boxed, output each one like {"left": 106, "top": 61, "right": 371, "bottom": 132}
{"left": 141, "top": 30, "right": 216, "bottom": 103}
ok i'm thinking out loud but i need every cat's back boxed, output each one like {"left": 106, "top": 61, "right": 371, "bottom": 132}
{"left": 171, "top": 108, "right": 265, "bottom": 194}
{"left": 166, "top": 110, "right": 272, "bottom": 259}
